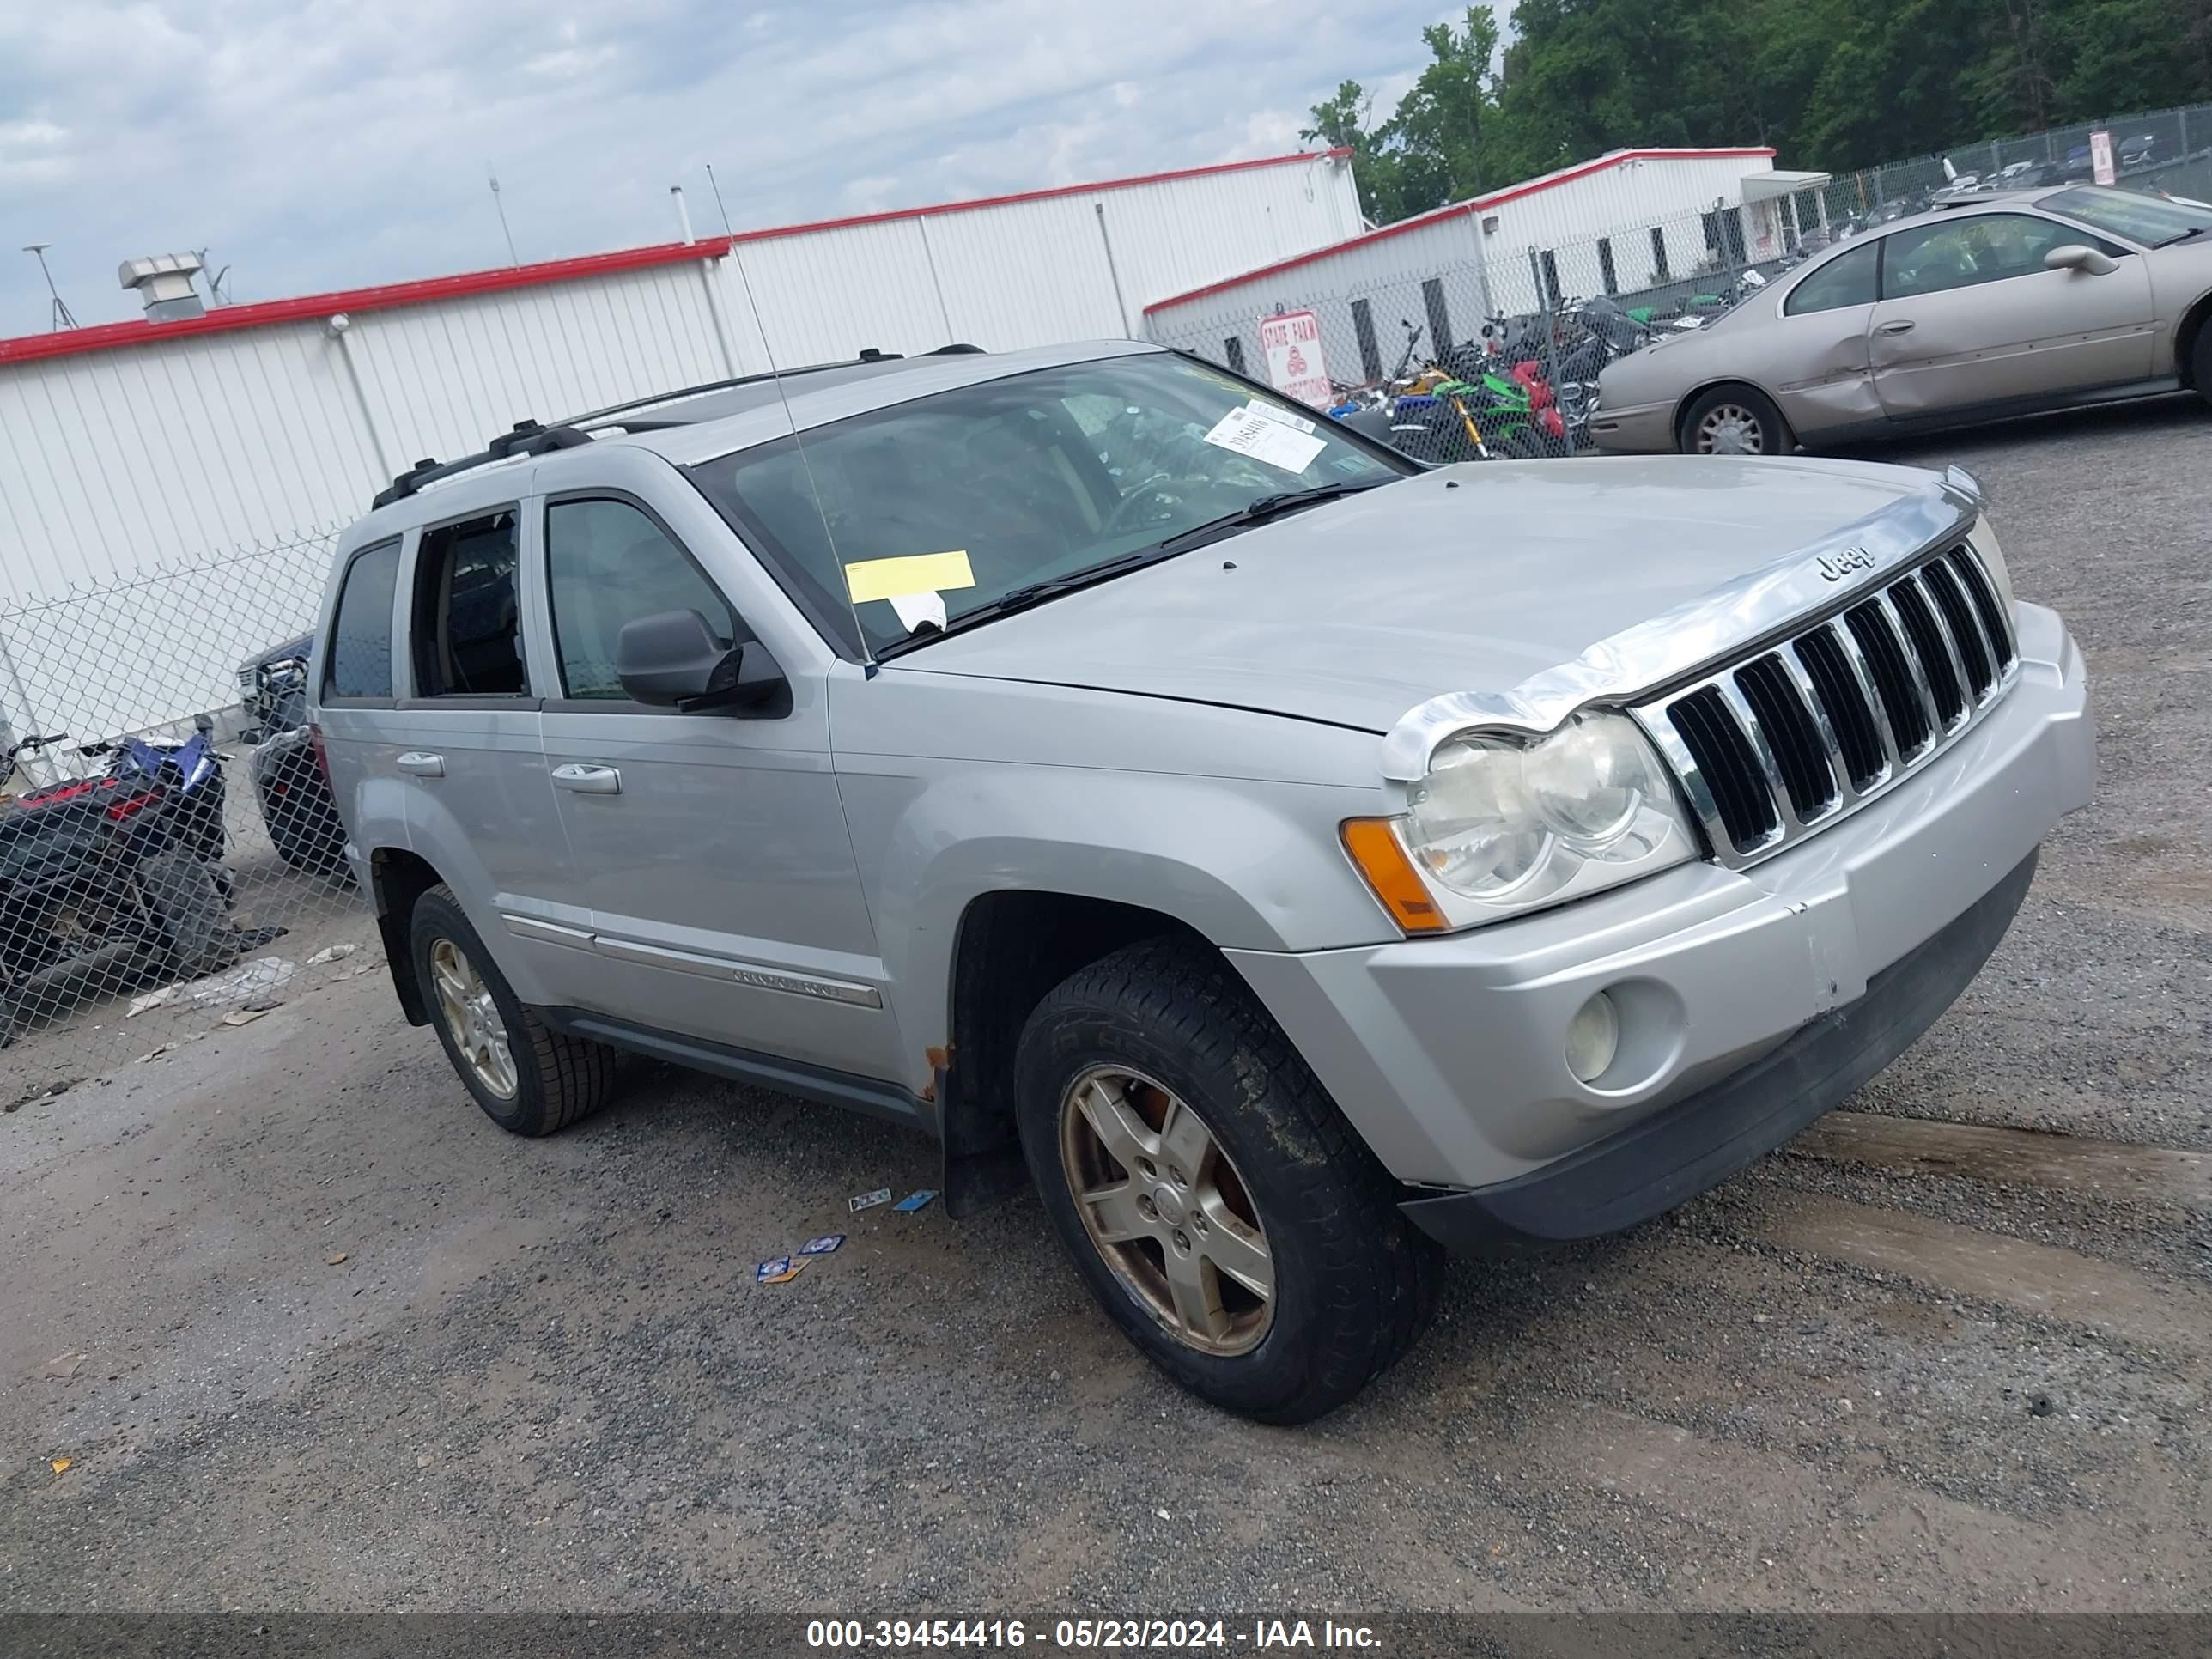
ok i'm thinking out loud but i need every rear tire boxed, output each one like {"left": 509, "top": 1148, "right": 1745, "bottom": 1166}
{"left": 1680, "top": 384, "right": 1790, "bottom": 456}
{"left": 140, "top": 849, "right": 234, "bottom": 977}
{"left": 1013, "top": 937, "right": 1442, "bottom": 1424}
{"left": 410, "top": 884, "right": 614, "bottom": 1136}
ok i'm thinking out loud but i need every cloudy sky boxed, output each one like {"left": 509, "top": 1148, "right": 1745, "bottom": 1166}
{"left": 0, "top": 1, "right": 1462, "bottom": 336}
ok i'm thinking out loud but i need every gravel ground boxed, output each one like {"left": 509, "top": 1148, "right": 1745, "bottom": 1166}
{"left": 2, "top": 396, "right": 2208, "bottom": 1617}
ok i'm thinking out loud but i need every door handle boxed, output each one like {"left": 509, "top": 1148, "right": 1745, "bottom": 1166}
{"left": 1877, "top": 319, "right": 1917, "bottom": 334}
{"left": 550, "top": 763, "right": 622, "bottom": 795}
{"left": 396, "top": 751, "right": 445, "bottom": 777}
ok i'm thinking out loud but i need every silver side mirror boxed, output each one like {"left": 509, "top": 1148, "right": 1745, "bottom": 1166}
{"left": 2045, "top": 245, "right": 2118, "bottom": 276}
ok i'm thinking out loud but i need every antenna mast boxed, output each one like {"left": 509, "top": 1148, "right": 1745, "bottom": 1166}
{"left": 488, "top": 167, "right": 520, "bottom": 265}
{"left": 21, "top": 244, "right": 78, "bottom": 329}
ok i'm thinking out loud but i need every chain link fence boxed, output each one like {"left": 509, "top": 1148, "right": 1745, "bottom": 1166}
{"left": 5, "top": 100, "right": 2210, "bottom": 1090}
{"left": 1150, "top": 101, "right": 2212, "bottom": 454}
{"left": 1, "top": 530, "right": 379, "bottom": 1094}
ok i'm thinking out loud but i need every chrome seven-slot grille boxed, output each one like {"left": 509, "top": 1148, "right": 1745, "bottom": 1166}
{"left": 1633, "top": 542, "right": 2019, "bottom": 866}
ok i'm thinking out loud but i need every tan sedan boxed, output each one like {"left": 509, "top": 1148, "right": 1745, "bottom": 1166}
{"left": 1591, "top": 185, "right": 2212, "bottom": 454}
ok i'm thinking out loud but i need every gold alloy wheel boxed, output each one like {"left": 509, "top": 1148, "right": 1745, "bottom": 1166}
{"left": 1059, "top": 1065, "right": 1275, "bottom": 1356}
{"left": 1696, "top": 402, "right": 1765, "bottom": 454}
{"left": 428, "top": 936, "right": 518, "bottom": 1100}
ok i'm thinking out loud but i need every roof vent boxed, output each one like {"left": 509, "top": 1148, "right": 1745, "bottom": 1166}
{"left": 118, "top": 252, "right": 206, "bottom": 321}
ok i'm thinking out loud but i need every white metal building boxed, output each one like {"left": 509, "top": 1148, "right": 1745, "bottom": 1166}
{"left": 0, "top": 149, "right": 1364, "bottom": 610}
{"left": 1142, "top": 147, "right": 1826, "bottom": 382}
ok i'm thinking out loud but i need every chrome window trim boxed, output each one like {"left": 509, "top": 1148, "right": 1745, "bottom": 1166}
{"left": 1380, "top": 466, "right": 1984, "bottom": 781}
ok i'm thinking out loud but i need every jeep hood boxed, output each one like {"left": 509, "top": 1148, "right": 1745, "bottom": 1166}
{"left": 889, "top": 455, "right": 1953, "bottom": 732}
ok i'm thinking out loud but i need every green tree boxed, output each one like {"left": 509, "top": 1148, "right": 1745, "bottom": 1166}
{"left": 1328, "top": 0, "right": 2212, "bottom": 228}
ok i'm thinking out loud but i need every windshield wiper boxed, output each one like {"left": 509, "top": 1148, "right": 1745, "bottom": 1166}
{"left": 2154, "top": 226, "right": 2208, "bottom": 247}
{"left": 874, "top": 551, "right": 1161, "bottom": 657}
{"left": 1152, "top": 477, "right": 1389, "bottom": 556}
{"left": 873, "top": 478, "right": 1389, "bottom": 659}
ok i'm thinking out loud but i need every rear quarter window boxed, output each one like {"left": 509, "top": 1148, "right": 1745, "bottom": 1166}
{"left": 324, "top": 538, "right": 401, "bottom": 700}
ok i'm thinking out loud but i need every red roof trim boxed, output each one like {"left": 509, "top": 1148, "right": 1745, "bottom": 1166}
{"left": 1143, "top": 147, "right": 1778, "bottom": 314}
{"left": 0, "top": 149, "right": 1352, "bottom": 368}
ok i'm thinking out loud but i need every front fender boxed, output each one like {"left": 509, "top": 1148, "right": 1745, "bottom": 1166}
{"left": 841, "top": 762, "right": 1395, "bottom": 1098}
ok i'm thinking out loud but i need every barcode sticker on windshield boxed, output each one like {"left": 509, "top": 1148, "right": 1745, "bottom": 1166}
{"left": 1203, "top": 408, "right": 1326, "bottom": 473}
{"left": 1243, "top": 401, "right": 1316, "bottom": 434}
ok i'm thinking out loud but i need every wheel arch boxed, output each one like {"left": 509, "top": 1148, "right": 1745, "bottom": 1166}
{"left": 936, "top": 890, "right": 1213, "bottom": 1220}
{"left": 1674, "top": 376, "right": 1793, "bottom": 453}
{"left": 368, "top": 847, "right": 443, "bottom": 1025}
{"left": 2176, "top": 287, "right": 2212, "bottom": 389}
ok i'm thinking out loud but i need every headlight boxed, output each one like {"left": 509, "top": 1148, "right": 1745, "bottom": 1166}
{"left": 1346, "top": 711, "right": 1698, "bottom": 931}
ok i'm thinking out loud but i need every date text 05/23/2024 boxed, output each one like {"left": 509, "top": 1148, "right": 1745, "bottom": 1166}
{"left": 805, "top": 1620, "right": 1382, "bottom": 1650}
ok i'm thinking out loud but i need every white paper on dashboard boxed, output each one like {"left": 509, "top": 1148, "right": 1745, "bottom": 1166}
{"left": 888, "top": 590, "right": 949, "bottom": 633}
{"left": 1201, "top": 408, "right": 1327, "bottom": 473}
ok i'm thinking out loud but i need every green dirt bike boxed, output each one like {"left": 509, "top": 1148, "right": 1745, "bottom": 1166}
{"left": 1389, "top": 370, "right": 1547, "bottom": 462}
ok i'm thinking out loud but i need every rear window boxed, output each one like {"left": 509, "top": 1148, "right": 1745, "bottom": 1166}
{"left": 324, "top": 538, "right": 400, "bottom": 700}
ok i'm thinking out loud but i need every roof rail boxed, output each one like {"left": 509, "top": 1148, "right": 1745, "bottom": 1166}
{"left": 370, "top": 420, "right": 592, "bottom": 510}
{"left": 365, "top": 344, "right": 985, "bottom": 512}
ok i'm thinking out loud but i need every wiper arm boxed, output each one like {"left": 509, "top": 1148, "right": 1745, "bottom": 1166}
{"left": 874, "top": 552, "right": 1158, "bottom": 657}
{"left": 1153, "top": 477, "right": 1389, "bottom": 556}
{"left": 2154, "top": 226, "right": 2207, "bottom": 247}
{"left": 873, "top": 479, "right": 1389, "bottom": 659}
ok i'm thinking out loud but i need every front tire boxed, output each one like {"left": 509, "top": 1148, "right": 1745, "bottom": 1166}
{"left": 1013, "top": 939, "right": 1442, "bottom": 1423}
{"left": 2194, "top": 324, "right": 2212, "bottom": 410}
{"left": 1680, "top": 384, "right": 1790, "bottom": 455}
{"left": 410, "top": 884, "right": 614, "bottom": 1136}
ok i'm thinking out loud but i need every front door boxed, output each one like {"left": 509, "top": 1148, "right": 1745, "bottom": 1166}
{"left": 532, "top": 492, "right": 899, "bottom": 1083}
{"left": 1867, "top": 212, "right": 2156, "bottom": 417}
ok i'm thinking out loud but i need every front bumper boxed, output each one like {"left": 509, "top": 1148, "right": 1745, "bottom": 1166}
{"left": 1400, "top": 848, "right": 2034, "bottom": 1252}
{"left": 1227, "top": 601, "right": 2093, "bottom": 1220}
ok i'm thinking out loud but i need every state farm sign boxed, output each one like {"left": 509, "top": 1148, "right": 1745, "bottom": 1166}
{"left": 1258, "top": 310, "right": 1333, "bottom": 409}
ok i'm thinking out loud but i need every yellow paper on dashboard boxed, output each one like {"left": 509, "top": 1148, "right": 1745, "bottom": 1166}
{"left": 843, "top": 550, "right": 975, "bottom": 604}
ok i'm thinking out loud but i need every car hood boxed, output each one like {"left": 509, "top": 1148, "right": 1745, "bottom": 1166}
{"left": 890, "top": 456, "right": 1948, "bottom": 733}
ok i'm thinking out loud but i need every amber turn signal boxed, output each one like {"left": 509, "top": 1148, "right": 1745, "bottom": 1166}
{"left": 1340, "top": 817, "right": 1449, "bottom": 934}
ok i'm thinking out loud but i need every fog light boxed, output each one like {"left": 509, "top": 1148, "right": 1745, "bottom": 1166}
{"left": 1565, "top": 991, "right": 1620, "bottom": 1085}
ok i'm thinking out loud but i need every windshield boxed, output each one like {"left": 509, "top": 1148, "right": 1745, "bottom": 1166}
{"left": 684, "top": 352, "right": 1408, "bottom": 659}
{"left": 2040, "top": 186, "right": 2212, "bottom": 246}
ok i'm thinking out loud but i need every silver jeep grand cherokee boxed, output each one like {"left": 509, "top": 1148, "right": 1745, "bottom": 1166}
{"left": 308, "top": 340, "right": 2094, "bottom": 1422}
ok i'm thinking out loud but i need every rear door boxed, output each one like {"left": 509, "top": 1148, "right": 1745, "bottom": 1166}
{"left": 386, "top": 499, "right": 588, "bottom": 1008}
{"left": 1867, "top": 212, "right": 2156, "bottom": 416}
{"left": 531, "top": 467, "right": 899, "bottom": 1084}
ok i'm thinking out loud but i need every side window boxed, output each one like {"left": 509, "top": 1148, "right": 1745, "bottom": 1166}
{"left": 1881, "top": 214, "right": 2085, "bottom": 300}
{"left": 411, "top": 509, "right": 527, "bottom": 697}
{"left": 1784, "top": 241, "right": 1880, "bottom": 315}
{"left": 544, "top": 499, "right": 740, "bottom": 701}
{"left": 325, "top": 538, "right": 401, "bottom": 700}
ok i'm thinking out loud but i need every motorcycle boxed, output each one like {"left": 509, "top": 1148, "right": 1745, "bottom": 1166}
{"left": 0, "top": 726, "right": 264, "bottom": 1048}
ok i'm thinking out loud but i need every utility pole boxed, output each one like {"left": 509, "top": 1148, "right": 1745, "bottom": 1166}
{"left": 21, "top": 244, "right": 77, "bottom": 329}
{"left": 488, "top": 167, "right": 520, "bottom": 265}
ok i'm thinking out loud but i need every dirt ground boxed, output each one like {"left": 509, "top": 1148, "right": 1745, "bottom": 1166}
{"left": 2, "top": 398, "right": 2208, "bottom": 1615}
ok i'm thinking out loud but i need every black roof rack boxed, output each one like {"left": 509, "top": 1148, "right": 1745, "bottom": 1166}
{"left": 367, "top": 343, "right": 983, "bottom": 513}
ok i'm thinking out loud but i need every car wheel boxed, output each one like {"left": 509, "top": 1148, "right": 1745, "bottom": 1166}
{"left": 1013, "top": 938, "right": 1442, "bottom": 1424}
{"left": 1681, "top": 385, "right": 1790, "bottom": 456}
{"left": 410, "top": 884, "right": 615, "bottom": 1136}
{"left": 139, "top": 848, "right": 235, "bottom": 977}
{"left": 2194, "top": 324, "right": 2212, "bottom": 410}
